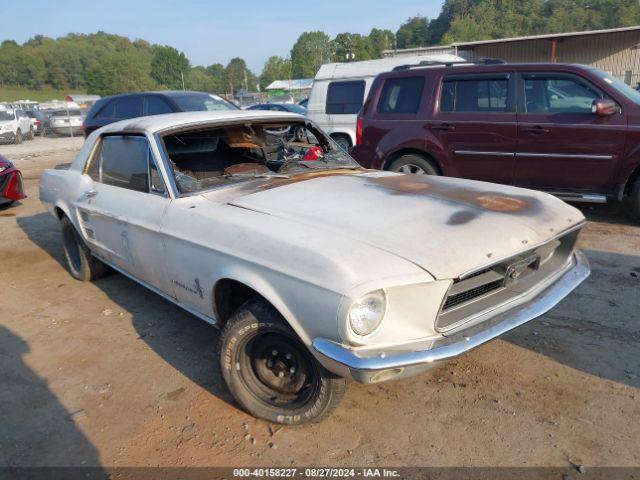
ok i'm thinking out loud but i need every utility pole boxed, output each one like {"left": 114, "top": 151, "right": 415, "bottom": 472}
{"left": 181, "top": 70, "right": 185, "bottom": 90}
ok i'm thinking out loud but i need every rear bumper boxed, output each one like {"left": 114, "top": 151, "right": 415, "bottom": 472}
{"left": 312, "top": 250, "right": 590, "bottom": 383}
{"left": 51, "top": 126, "right": 83, "bottom": 135}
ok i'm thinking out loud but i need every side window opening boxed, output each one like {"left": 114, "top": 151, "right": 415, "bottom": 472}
{"left": 86, "top": 136, "right": 152, "bottom": 193}
{"left": 523, "top": 74, "right": 603, "bottom": 114}
{"left": 147, "top": 96, "right": 173, "bottom": 115}
{"left": 440, "top": 77, "right": 510, "bottom": 113}
{"left": 377, "top": 77, "right": 425, "bottom": 114}
{"left": 326, "top": 81, "right": 365, "bottom": 115}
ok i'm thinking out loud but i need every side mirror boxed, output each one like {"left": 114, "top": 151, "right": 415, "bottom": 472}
{"left": 591, "top": 98, "right": 617, "bottom": 116}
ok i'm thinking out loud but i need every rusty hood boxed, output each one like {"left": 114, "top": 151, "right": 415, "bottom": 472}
{"left": 215, "top": 171, "right": 584, "bottom": 280}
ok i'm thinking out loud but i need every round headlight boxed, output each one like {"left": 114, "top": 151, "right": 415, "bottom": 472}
{"left": 348, "top": 289, "right": 386, "bottom": 336}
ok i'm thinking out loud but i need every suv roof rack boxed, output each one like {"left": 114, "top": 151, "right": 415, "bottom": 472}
{"left": 391, "top": 57, "right": 506, "bottom": 71}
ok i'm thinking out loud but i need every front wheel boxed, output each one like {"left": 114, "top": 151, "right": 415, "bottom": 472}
{"left": 13, "top": 130, "right": 22, "bottom": 144}
{"left": 219, "top": 299, "right": 346, "bottom": 424}
{"left": 389, "top": 154, "right": 439, "bottom": 175}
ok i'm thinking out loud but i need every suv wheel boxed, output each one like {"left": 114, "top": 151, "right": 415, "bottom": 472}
{"left": 219, "top": 298, "right": 346, "bottom": 424}
{"left": 389, "top": 154, "right": 439, "bottom": 175}
{"left": 27, "top": 128, "right": 34, "bottom": 140}
{"left": 13, "top": 130, "right": 22, "bottom": 144}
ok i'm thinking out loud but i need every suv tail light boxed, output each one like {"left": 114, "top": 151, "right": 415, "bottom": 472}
{"left": 355, "top": 116, "right": 363, "bottom": 145}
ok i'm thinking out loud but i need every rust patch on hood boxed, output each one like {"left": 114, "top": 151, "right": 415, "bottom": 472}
{"left": 367, "top": 175, "right": 537, "bottom": 215}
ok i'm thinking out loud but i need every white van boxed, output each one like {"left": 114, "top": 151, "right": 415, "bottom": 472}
{"left": 306, "top": 54, "right": 464, "bottom": 150}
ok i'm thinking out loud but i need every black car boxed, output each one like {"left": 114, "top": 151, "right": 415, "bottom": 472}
{"left": 82, "top": 91, "right": 238, "bottom": 137}
{"left": 247, "top": 103, "right": 307, "bottom": 114}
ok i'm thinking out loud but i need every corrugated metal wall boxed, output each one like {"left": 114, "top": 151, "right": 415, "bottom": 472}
{"left": 460, "top": 30, "right": 640, "bottom": 84}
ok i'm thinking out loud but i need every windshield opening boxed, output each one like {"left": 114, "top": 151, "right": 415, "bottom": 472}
{"left": 161, "top": 120, "right": 361, "bottom": 195}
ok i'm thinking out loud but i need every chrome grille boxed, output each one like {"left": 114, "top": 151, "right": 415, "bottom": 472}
{"left": 436, "top": 228, "right": 580, "bottom": 332}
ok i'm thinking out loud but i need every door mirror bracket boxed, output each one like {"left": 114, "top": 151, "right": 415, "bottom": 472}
{"left": 592, "top": 98, "right": 617, "bottom": 116}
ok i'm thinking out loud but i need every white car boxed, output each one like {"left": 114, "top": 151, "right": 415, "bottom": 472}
{"left": 0, "top": 109, "right": 34, "bottom": 144}
{"left": 40, "top": 110, "right": 590, "bottom": 424}
{"left": 49, "top": 109, "right": 84, "bottom": 136}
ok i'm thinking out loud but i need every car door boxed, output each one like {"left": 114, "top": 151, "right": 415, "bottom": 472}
{"left": 76, "top": 134, "right": 172, "bottom": 293}
{"left": 17, "top": 110, "right": 30, "bottom": 134}
{"left": 431, "top": 72, "right": 517, "bottom": 185}
{"left": 514, "top": 71, "right": 626, "bottom": 193}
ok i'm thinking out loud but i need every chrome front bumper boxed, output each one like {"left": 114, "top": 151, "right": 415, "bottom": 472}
{"left": 313, "top": 250, "right": 590, "bottom": 383}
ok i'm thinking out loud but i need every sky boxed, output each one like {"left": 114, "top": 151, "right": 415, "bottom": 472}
{"left": 0, "top": 0, "right": 444, "bottom": 73}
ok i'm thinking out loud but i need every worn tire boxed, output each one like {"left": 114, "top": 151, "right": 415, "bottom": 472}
{"left": 631, "top": 177, "right": 640, "bottom": 222}
{"left": 13, "top": 130, "right": 22, "bottom": 144}
{"left": 60, "top": 216, "right": 110, "bottom": 281}
{"left": 219, "top": 298, "right": 346, "bottom": 424}
{"left": 389, "top": 154, "right": 439, "bottom": 175}
{"left": 27, "top": 128, "right": 34, "bottom": 140}
{"left": 332, "top": 134, "right": 351, "bottom": 152}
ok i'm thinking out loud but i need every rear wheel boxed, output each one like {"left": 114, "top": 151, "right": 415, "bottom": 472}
{"left": 60, "top": 216, "right": 110, "bottom": 281}
{"left": 219, "top": 298, "right": 346, "bottom": 424}
{"left": 13, "top": 130, "right": 22, "bottom": 144}
{"left": 389, "top": 154, "right": 439, "bottom": 175}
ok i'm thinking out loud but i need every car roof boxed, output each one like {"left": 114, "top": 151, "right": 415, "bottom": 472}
{"left": 99, "top": 90, "right": 222, "bottom": 101}
{"left": 378, "top": 62, "right": 592, "bottom": 78}
{"left": 94, "top": 110, "right": 305, "bottom": 135}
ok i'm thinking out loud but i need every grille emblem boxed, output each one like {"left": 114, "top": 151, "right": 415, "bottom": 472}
{"left": 506, "top": 255, "right": 540, "bottom": 282}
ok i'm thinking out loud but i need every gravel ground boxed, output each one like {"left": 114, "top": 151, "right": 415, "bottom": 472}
{"left": 0, "top": 138, "right": 638, "bottom": 470}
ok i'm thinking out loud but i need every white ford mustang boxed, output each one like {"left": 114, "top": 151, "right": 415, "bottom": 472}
{"left": 40, "top": 110, "right": 590, "bottom": 424}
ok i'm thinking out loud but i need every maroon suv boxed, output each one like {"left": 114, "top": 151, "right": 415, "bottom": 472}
{"left": 351, "top": 62, "right": 640, "bottom": 219}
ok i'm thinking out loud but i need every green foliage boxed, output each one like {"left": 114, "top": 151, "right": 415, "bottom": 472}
{"left": 396, "top": 16, "right": 430, "bottom": 49}
{"left": 225, "top": 57, "right": 258, "bottom": 92}
{"left": 333, "top": 33, "right": 372, "bottom": 62}
{"left": 367, "top": 28, "right": 396, "bottom": 57}
{"left": 290, "top": 31, "right": 333, "bottom": 78}
{"left": 151, "top": 45, "right": 190, "bottom": 89}
{"left": 259, "top": 56, "right": 292, "bottom": 90}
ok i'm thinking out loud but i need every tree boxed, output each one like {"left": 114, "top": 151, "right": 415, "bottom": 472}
{"left": 396, "top": 16, "right": 430, "bottom": 49}
{"left": 332, "top": 33, "right": 371, "bottom": 62}
{"left": 290, "top": 31, "right": 333, "bottom": 78}
{"left": 367, "top": 28, "right": 396, "bottom": 57}
{"left": 259, "top": 56, "right": 291, "bottom": 90}
{"left": 206, "top": 63, "right": 227, "bottom": 92}
{"left": 150, "top": 45, "right": 190, "bottom": 89}
{"left": 224, "top": 57, "right": 257, "bottom": 93}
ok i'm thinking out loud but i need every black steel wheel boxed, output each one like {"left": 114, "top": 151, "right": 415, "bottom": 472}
{"left": 219, "top": 298, "right": 346, "bottom": 424}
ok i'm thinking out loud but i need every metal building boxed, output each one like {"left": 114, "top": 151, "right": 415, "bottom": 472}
{"left": 383, "top": 26, "right": 640, "bottom": 85}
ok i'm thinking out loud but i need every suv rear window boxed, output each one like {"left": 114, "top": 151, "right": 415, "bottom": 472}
{"left": 440, "top": 78, "right": 509, "bottom": 112}
{"left": 326, "top": 81, "right": 365, "bottom": 115}
{"left": 377, "top": 77, "right": 425, "bottom": 114}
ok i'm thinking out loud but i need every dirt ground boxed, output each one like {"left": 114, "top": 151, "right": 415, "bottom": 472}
{"left": 0, "top": 137, "right": 639, "bottom": 468}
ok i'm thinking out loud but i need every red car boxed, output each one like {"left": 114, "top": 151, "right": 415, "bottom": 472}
{"left": 0, "top": 154, "right": 26, "bottom": 206}
{"left": 352, "top": 62, "right": 640, "bottom": 220}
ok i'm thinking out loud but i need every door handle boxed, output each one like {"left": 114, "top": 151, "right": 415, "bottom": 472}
{"left": 432, "top": 123, "right": 454, "bottom": 131}
{"left": 521, "top": 126, "right": 549, "bottom": 134}
{"left": 85, "top": 190, "right": 98, "bottom": 198}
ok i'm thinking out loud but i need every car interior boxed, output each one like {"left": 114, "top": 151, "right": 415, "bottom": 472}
{"left": 161, "top": 120, "right": 355, "bottom": 194}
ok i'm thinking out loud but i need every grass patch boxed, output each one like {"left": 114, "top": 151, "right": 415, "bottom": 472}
{"left": 0, "top": 87, "right": 75, "bottom": 103}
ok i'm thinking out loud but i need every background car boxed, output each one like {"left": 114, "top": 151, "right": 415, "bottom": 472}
{"left": 0, "top": 109, "right": 34, "bottom": 144}
{"left": 82, "top": 91, "right": 239, "bottom": 137}
{"left": 246, "top": 103, "right": 307, "bottom": 114}
{"left": 352, "top": 62, "right": 640, "bottom": 221}
{"left": 24, "top": 110, "right": 47, "bottom": 136}
{"left": 0, "top": 154, "right": 26, "bottom": 206}
{"left": 49, "top": 109, "right": 84, "bottom": 136}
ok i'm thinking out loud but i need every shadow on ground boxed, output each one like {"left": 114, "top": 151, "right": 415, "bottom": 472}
{"left": 0, "top": 325, "right": 104, "bottom": 468}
